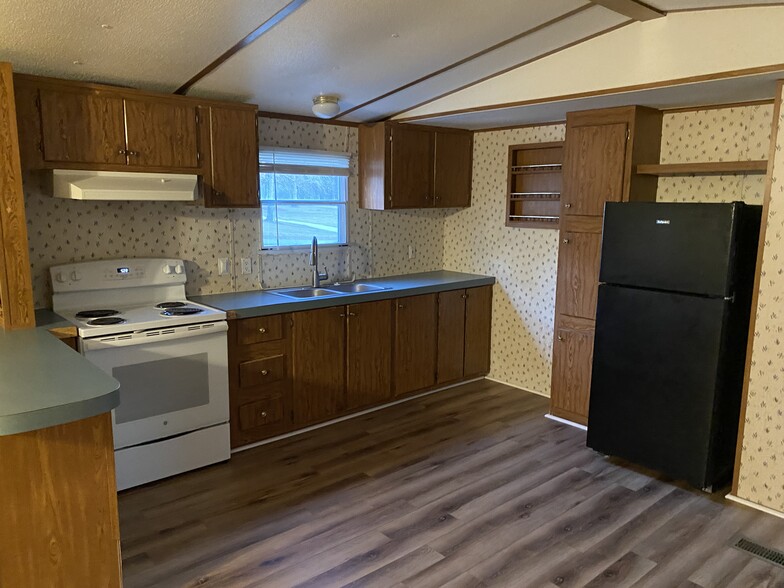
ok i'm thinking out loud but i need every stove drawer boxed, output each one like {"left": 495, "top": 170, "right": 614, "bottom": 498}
{"left": 239, "top": 354, "right": 287, "bottom": 388}
{"left": 238, "top": 395, "right": 285, "bottom": 432}
{"left": 237, "top": 315, "right": 283, "bottom": 346}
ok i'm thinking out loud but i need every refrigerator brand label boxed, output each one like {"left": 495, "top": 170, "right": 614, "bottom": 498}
{"left": 656, "top": 219, "right": 671, "bottom": 225}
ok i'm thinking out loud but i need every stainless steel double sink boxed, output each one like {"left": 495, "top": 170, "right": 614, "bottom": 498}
{"left": 270, "top": 282, "right": 389, "bottom": 299}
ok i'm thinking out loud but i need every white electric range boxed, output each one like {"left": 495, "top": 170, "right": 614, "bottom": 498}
{"left": 51, "top": 258, "right": 230, "bottom": 491}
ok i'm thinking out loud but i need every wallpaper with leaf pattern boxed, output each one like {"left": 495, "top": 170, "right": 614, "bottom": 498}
{"left": 735, "top": 93, "right": 784, "bottom": 514}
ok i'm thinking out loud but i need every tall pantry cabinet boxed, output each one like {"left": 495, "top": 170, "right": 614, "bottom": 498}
{"left": 550, "top": 106, "right": 662, "bottom": 425}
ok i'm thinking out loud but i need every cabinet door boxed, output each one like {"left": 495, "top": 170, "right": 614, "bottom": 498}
{"left": 561, "top": 122, "right": 627, "bottom": 216}
{"left": 346, "top": 300, "right": 392, "bottom": 410}
{"left": 390, "top": 125, "right": 434, "bottom": 208}
{"left": 434, "top": 131, "right": 472, "bottom": 208}
{"left": 464, "top": 285, "right": 493, "bottom": 377}
{"left": 207, "top": 106, "right": 260, "bottom": 208}
{"left": 394, "top": 294, "right": 437, "bottom": 396}
{"left": 437, "top": 289, "right": 466, "bottom": 384}
{"left": 39, "top": 87, "right": 126, "bottom": 165}
{"left": 556, "top": 229, "right": 602, "bottom": 320}
{"left": 123, "top": 98, "right": 200, "bottom": 169}
{"left": 291, "top": 307, "right": 346, "bottom": 425}
{"left": 550, "top": 316, "right": 595, "bottom": 425}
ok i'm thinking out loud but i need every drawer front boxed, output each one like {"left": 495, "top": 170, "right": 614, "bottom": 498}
{"left": 238, "top": 396, "right": 285, "bottom": 432}
{"left": 237, "top": 315, "right": 283, "bottom": 346}
{"left": 239, "top": 354, "right": 287, "bottom": 388}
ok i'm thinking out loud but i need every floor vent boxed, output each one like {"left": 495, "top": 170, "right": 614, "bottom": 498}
{"left": 732, "top": 536, "right": 784, "bottom": 568}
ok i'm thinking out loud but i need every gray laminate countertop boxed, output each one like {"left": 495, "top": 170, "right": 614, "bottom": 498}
{"left": 191, "top": 271, "right": 496, "bottom": 319}
{"left": 0, "top": 325, "right": 120, "bottom": 436}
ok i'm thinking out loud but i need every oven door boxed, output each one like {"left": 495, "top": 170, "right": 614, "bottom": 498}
{"left": 81, "top": 321, "right": 229, "bottom": 450}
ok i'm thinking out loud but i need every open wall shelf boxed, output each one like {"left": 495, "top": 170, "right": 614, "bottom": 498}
{"left": 506, "top": 142, "right": 564, "bottom": 229}
{"left": 637, "top": 160, "right": 768, "bottom": 176}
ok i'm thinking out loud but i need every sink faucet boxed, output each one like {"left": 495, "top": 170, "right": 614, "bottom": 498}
{"left": 310, "top": 236, "right": 328, "bottom": 287}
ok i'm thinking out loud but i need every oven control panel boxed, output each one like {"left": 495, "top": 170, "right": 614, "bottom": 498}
{"left": 51, "top": 258, "right": 188, "bottom": 292}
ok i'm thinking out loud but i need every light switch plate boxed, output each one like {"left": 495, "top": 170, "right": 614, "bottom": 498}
{"left": 408, "top": 245, "right": 416, "bottom": 260}
{"left": 240, "top": 257, "right": 252, "bottom": 275}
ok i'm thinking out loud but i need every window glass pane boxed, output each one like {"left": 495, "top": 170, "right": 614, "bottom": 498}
{"left": 262, "top": 203, "right": 346, "bottom": 247}
{"left": 260, "top": 173, "right": 346, "bottom": 202}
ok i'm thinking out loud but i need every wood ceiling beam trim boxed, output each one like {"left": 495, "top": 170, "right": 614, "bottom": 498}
{"left": 666, "top": 3, "right": 784, "bottom": 13}
{"left": 257, "top": 110, "right": 359, "bottom": 127}
{"left": 394, "top": 62, "right": 784, "bottom": 124}
{"left": 174, "top": 0, "right": 310, "bottom": 95}
{"left": 589, "top": 0, "right": 665, "bottom": 21}
{"left": 389, "top": 19, "right": 635, "bottom": 123}
{"left": 333, "top": 4, "right": 594, "bottom": 121}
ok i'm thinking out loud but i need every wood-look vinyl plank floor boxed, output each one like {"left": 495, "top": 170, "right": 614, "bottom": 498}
{"left": 119, "top": 380, "right": 784, "bottom": 588}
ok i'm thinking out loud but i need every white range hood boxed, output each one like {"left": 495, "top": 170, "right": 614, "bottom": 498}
{"left": 53, "top": 169, "right": 198, "bottom": 201}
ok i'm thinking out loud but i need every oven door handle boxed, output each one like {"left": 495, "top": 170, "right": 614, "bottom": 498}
{"left": 81, "top": 321, "right": 228, "bottom": 351}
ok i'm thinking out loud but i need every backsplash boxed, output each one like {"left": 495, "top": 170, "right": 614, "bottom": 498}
{"left": 24, "top": 117, "right": 447, "bottom": 308}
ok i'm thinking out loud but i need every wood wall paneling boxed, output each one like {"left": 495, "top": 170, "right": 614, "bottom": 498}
{"left": 0, "top": 413, "right": 121, "bottom": 587}
{"left": 0, "top": 63, "right": 34, "bottom": 328}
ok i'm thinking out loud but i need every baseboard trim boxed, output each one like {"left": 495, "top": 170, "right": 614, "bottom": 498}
{"left": 544, "top": 413, "right": 588, "bottom": 431}
{"left": 484, "top": 376, "right": 549, "bottom": 398}
{"left": 231, "top": 377, "right": 485, "bottom": 454}
{"left": 725, "top": 493, "right": 784, "bottom": 520}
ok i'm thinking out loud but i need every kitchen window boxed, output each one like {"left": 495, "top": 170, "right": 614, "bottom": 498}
{"left": 259, "top": 147, "right": 350, "bottom": 249}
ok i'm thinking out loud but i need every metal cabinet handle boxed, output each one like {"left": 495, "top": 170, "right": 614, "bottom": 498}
{"left": 261, "top": 411, "right": 267, "bottom": 418}
{"left": 557, "top": 335, "right": 564, "bottom": 341}
{"left": 564, "top": 203, "right": 572, "bottom": 209}
{"left": 461, "top": 294, "right": 468, "bottom": 299}
{"left": 348, "top": 312, "right": 356, "bottom": 317}
{"left": 339, "top": 313, "right": 346, "bottom": 317}
{"left": 258, "top": 327, "right": 266, "bottom": 333}
{"left": 563, "top": 238, "right": 570, "bottom": 244}
{"left": 117, "top": 148, "right": 127, "bottom": 155}
{"left": 398, "top": 303, "right": 405, "bottom": 309}
{"left": 127, "top": 150, "right": 139, "bottom": 156}
{"left": 261, "top": 369, "right": 269, "bottom": 376}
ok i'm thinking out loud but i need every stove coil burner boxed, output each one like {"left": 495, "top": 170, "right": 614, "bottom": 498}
{"left": 155, "top": 301, "right": 188, "bottom": 309}
{"left": 161, "top": 307, "right": 203, "bottom": 316}
{"left": 87, "top": 317, "right": 127, "bottom": 326}
{"left": 75, "top": 309, "right": 120, "bottom": 319}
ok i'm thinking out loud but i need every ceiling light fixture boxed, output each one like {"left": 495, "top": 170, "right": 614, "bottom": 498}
{"left": 312, "top": 95, "right": 340, "bottom": 119}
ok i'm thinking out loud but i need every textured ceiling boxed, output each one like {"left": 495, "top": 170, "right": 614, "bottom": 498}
{"left": 0, "top": 0, "right": 782, "bottom": 124}
{"left": 0, "top": 0, "right": 291, "bottom": 92}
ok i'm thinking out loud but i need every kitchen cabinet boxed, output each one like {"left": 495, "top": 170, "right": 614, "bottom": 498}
{"left": 550, "top": 105, "right": 662, "bottom": 425}
{"left": 13, "top": 74, "right": 259, "bottom": 208}
{"left": 437, "top": 285, "right": 493, "bottom": 384}
{"left": 346, "top": 300, "right": 393, "bottom": 410}
{"left": 359, "top": 122, "right": 473, "bottom": 210}
{"left": 228, "top": 314, "right": 293, "bottom": 448}
{"left": 204, "top": 106, "right": 260, "bottom": 208}
{"left": 292, "top": 306, "right": 347, "bottom": 426}
{"left": 394, "top": 293, "right": 438, "bottom": 396}
{"left": 227, "top": 286, "right": 492, "bottom": 448}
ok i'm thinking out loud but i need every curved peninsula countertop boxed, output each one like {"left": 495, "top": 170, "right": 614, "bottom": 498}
{"left": 192, "top": 270, "right": 496, "bottom": 319}
{"left": 0, "top": 325, "right": 120, "bottom": 435}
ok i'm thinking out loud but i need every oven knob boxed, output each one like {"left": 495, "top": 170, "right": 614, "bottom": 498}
{"left": 174, "top": 264, "right": 184, "bottom": 275}
{"left": 162, "top": 265, "right": 173, "bottom": 275}
{"left": 55, "top": 272, "right": 68, "bottom": 283}
{"left": 70, "top": 271, "right": 82, "bottom": 281}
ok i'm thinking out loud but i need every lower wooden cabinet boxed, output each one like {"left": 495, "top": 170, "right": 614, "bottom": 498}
{"left": 550, "top": 315, "right": 596, "bottom": 425}
{"left": 394, "top": 293, "right": 438, "bottom": 396}
{"left": 228, "top": 286, "right": 493, "bottom": 448}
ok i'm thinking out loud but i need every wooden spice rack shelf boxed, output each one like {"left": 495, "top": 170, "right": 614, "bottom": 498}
{"left": 506, "top": 142, "right": 564, "bottom": 229}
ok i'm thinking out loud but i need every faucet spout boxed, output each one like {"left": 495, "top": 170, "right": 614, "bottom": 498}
{"left": 310, "top": 236, "right": 328, "bottom": 287}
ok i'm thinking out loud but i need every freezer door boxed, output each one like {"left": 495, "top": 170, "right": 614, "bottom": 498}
{"left": 587, "top": 284, "right": 728, "bottom": 488}
{"left": 600, "top": 202, "right": 742, "bottom": 296}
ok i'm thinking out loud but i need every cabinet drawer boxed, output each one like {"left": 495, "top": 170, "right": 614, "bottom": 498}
{"left": 237, "top": 315, "right": 283, "bottom": 345}
{"left": 238, "top": 396, "right": 285, "bottom": 432}
{"left": 239, "top": 354, "right": 286, "bottom": 388}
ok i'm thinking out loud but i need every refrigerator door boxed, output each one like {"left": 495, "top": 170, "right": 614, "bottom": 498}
{"left": 600, "top": 202, "right": 741, "bottom": 297}
{"left": 587, "top": 284, "right": 727, "bottom": 488}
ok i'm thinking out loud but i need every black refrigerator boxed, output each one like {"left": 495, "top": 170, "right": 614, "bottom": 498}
{"left": 586, "top": 201, "right": 761, "bottom": 490}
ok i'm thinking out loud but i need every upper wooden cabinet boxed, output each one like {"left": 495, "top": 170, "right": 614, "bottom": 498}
{"left": 13, "top": 74, "right": 259, "bottom": 207}
{"left": 550, "top": 105, "right": 662, "bottom": 426}
{"left": 359, "top": 122, "right": 472, "bottom": 210}
{"left": 37, "top": 86, "right": 127, "bottom": 166}
{"left": 204, "top": 106, "right": 260, "bottom": 208}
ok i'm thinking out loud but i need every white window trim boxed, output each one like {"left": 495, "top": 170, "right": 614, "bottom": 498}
{"left": 259, "top": 146, "right": 350, "bottom": 250}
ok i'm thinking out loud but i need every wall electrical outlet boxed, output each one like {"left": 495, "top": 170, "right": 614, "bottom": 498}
{"left": 218, "top": 258, "right": 230, "bottom": 275}
{"left": 408, "top": 245, "right": 416, "bottom": 260}
{"left": 240, "top": 257, "right": 252, "bottom": 275}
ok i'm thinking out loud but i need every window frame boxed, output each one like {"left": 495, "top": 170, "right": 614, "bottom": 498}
{"left": 258, "top": 147, "right": 351, "bottom": 252}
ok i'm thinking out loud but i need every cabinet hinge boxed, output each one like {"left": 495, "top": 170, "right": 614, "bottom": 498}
{"left": 626, "top": 129, "right": 630, "bottom": 141}
{"left": 197, "top": 151, "right": 201, "bottom": 162}
{"left": 195, "top": 112, "right": 200, "bottom": 124}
